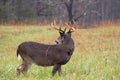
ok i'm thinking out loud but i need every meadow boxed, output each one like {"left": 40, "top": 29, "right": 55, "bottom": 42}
{"left": 0, "top": 24, "right": 120, "bottom": 80}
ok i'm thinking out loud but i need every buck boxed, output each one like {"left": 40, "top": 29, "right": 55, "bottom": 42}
{"left": 16, "top": 22, "right": 75, "bottom": 77}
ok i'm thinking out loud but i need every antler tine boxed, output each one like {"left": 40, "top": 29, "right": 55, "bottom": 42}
{"left": 65, "top": 22, "right": 76, "bottom": 32}
{"left": 65, "top": 22, "right": 70, "bottom": 28}
{"left": 51, "top": 20, "right": 66, "bottom": 33}
{"left": 72, "top": 20, "right": 78, "bottom": 29}
{"left": 51, "top": 20, "right": 60, "bottom": 31}
{"left": 64, "top": 27, "right": 66, "bottom": 32}
{"left": 59, "top": 20, "right": 66, "bottom": 33}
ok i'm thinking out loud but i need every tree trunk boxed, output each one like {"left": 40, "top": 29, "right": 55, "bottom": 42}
{"left": 65, "top": 0, "right": 74, "bottom": 24}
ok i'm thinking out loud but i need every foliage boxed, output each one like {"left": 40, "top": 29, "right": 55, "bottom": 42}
{"left": 0, "top": 0, "right": 120, "bottom": 26}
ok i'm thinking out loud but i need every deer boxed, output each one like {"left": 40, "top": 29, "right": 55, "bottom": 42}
{"left": 16, "top": 21, "right": 75, "bottom": 77}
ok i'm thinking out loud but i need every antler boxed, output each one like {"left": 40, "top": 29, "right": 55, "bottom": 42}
{"left": 65, "top": 22, "right": 76, "bottom": 33}
{"left": 51, "top": 20, "right": 66, "bottom": 33}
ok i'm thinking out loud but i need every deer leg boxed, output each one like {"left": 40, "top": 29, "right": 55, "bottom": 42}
{"left": 57, "top": 65, "right": 62, "bottom": 76}
{"left": 52, "top": 64, "right": 61, "bottom": 76}
{"left": 16, "top": 61, "right": 32, "bottom": 77}
{"left": 16, "top": 64, "right": 24, "bottom": 77}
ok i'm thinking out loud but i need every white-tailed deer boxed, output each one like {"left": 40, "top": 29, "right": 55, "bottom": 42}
{"left": 16, "top": 21, "right": 75, "bottom": 77}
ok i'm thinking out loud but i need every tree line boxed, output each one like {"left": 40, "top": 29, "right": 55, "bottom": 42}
{"left": 0, "top": 0, "right": 120, "bottom": 27}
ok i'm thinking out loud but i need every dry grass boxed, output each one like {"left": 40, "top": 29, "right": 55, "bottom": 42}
{"left": 0, "top": 23, "right": 120, "bottom": 80}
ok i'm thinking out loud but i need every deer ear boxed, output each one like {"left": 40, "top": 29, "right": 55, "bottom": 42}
{"left": 67, "top": 29, "right": 74, "bottom": 36}
{"left": 59, "top": 31, "right": 65, "bottom": 37}
{"left": 67, "top": 31, "right": 71, "bottom": 37}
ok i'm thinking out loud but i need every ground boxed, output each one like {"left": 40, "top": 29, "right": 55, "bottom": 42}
{"left": 0, "top": 25, "right": 120, "bottom": 80}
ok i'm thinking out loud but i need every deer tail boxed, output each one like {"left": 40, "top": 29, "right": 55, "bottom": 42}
{"left": 17, "top": 48, "right": 21, "bottom": 60}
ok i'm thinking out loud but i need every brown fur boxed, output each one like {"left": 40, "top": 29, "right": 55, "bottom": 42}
{"left": 16, "top": 31, "right": 74, "bottom": 77}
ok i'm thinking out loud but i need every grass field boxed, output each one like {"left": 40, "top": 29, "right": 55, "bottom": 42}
{"left": 0, "top": 25, "right": 120, "bottom": 80}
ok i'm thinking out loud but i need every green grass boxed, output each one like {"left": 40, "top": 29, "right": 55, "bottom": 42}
{"left": 0, "top": 25, "right": 120, "bottom": 80}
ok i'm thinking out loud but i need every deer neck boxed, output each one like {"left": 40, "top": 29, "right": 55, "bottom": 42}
{"left": 63, "top": 37, "right": 74, "bottom": 49}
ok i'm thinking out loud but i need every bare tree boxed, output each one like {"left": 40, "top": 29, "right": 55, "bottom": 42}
{"left": 0, "top": 0, "right": 120, "bottom": 26}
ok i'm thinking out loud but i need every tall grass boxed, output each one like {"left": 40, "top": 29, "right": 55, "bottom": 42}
{"left": 0, "top": 25, "right": 120, "bottom": 80}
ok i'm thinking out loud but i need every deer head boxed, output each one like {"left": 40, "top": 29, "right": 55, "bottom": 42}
{"left": 51, "top": 20, "right": 76, "bottom": 44}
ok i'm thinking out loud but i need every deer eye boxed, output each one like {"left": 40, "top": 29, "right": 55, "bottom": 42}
{"left": 67, "top": 51, "right": 71, "bottom": 55}
{"left": 66, "top": 49, "right": 72, "bottom": 56}
{"left": 55, "top": 34, "right": 66, "bottom": 44}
